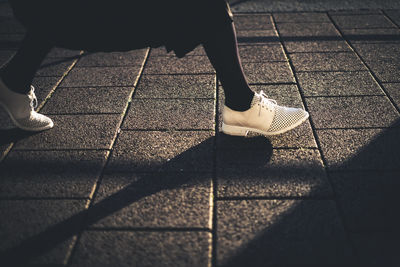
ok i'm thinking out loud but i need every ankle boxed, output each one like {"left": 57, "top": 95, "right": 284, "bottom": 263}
{"left": 224, "top": 91, "right": 254, "bottom": 111}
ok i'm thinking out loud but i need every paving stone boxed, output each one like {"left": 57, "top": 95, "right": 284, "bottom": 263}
{"left": 217, "top": 200, "right": 353, "bottom": 266}
{"left": 343, "top": 28, "right": 400, "bottom": 43}
{"left": 383, "top": 83, "right": 400, "bottom": 108}
{"left": 0, "top": 150, "right": 107, "bottom": 198}
{"left": 284, "top": 40, "right": 351, "bottom": 52}
{"left": 306, "top": 96, "right": 399, "bottom": 128}
{"left": 330, "top": 14, "right": 396, "bottom": 29}
{"left": 32, "top": 76, "right": 63, "bottom": 104}
{"left": 233, "top": 14, "right": 273, "bottom": 30}
{"left": 106, "top": 130, "right": 214, "bottom": 172}
{"left": 0, "top": 200, "right": 86, "bottom": 265}
{"left": 243, "top": 61, "right": 295, "bottom": 83}
{"left": 149, "top": 46, "right": 206, "bottom": 57}
{"left": 134, "top": 74, "right": 215, "bottom": 99}
{"left": 89, "top": 172, "right": 211, "bottom": 228}
{"left": 143, "top": 56, "right": 214, "bottom": 75}
{"left": 350, "top": 232, "right": 399, "bottom": 266}
{"left": 236, "top": 30, "right": 279, "bottom": 44}
{"left": 217, "top": 147, "right": 331, "bottom": 198}
{"left": 47, "top": 48, "right": 82, "bottom": 58}
{"left": 274, "top": 12, "right": 330, "bottom": 23}
{"left": 238, "top": 44, "right": 287, "bottom": 62}
{"left": 317, "top": 127, "right": 400, "bottom": 170}
{"left": 13, "top": 114, "right": 121, "bottom": 150}
{"left": 122, "top": 99, "right": 215, "bottom": 130}
{"left": 276, "top": 23, "right": 340, "bottom": 38}
{"left": 328, "top": 10, "right": 383, "bottom": 15}
{"left": 76, "top": 49, "right": 147, "bottom": 67}
{"left": 70, "top": 231, "right": 211, "bottom": 267}
{"left": 36, "top": 57, "right": 76, "bottom": 77}
{"left": 297, "top": 71, "right": 384, "bottom": 96}
{"left": 60, "top": 66, "right": 143, "bottom": 87}
{"left": 330, "top": 171, "right": 400, "bottom": 232}
{"left": 290, "top": 52, "right": 366, "bottom": 71}
{"left": 385, "top": 9, "right": 400, "bottom": 26}
{"left": 42, "top": 86, "right": 132, "bottom": 114}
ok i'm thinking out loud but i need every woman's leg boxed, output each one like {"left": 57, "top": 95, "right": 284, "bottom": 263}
{"left": 202, "top": 19, "right": 254, "bottom": 112}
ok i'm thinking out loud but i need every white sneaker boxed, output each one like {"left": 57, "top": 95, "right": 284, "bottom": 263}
{"left": 0, "top": 78, "right": 54, "bottom": 131}
{"left": 222, "top": 90, "right": 309, "bottom": 136}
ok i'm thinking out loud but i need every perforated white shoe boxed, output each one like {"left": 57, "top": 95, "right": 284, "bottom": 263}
{"left": 0, "top": 79, "right": 53, "bottom": 131}
{"left": 222, "top": 90, "right": 309, "bottom": 136}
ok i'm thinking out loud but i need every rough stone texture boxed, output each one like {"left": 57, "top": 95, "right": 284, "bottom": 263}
{"left": 242, "top": 61, "right": 295, "bottom": 84}
{"left": 284, "top": 40, "right": 352, "bottom": 53}
{"left": 238, "top": 44, "right": 287, "bottom": 62}
{"left": 317, "top": 128, "right": 400, "bottom": 170}
{"left": 134, "top": 74, "right": 216, "bottom": 99}
{"left": 41, "top": 86, "right": 132, "bottom": 114}
{"left": 350, "top": 232, "right": 399, "bottom": 266}
{"left": 46, "top": 48, "right": 82, "bottom": 58}
{"left": 236, "top": 30, "right": 279, "bottom": 44}
{"left": 0, "top": 150, "right": 107, "bottom": 198}
{"left": 233, "top": 14, "right": 273, "bottom": 30}
{"left": 274, "top": 12, "right": 330, "bottom": 23}
{"left": 290, "top": 52, "right": 366, "bottom": 72}
{"left": 330, "top": 171, "right": 400, "bottom": 232}
{"left": 217, "top": 200, "right": 353, "bottom": 266}
{"left": 76, "top": 49, "right": 148, "bottom": 67}
{"left": 330, "top": 14, "right": 396, "bottom": 29}
{"left": 143, "top": 56, "right": 214, "bottom": 75}
{"left": 385, "top": 9, "right": 400, "bottom": 26}
{"left": 343, "top": 28, "right": 400, "bottom": 43}
{"left": 122, "top": 99, "right": 215, "bottom": 130}
{"left": 217, "top": 147, "right": 332, "bottom": 198}
{"left": 89, "top": 172, "right": 211, "bottom": 228}
{"left": 32, "top": 76, "right": 63, "bottom": 104}
{"left": 305, "top": 96, "right": 399, "bottom": 128}
{"left": 0, "top": 200, "right": 86, "bottom": 265}
{"left": 106, "top": 130, "right": 214, "bottom": 173}
{"left": 70, "top": 231, "right": 211, "bottom": 267}
{"left": 276, "top": 22, "right": 340, "bottom": 38}
{"left": 13, "top": 114, "right": 121, "bottom": 150}
{"left": 383, "top": 83, "right": 400, "bottom": 108}
{"left": 297, "top": 71, "right": 384, "bottom": 96}
{"left": 60, "top": 66, "right": 143, "bottom": 87}
{"left": 149, "top": 46, "right": 206, "bottom": 57}
{"left": 36, "top": 57, "right": 76, "bottom": 77}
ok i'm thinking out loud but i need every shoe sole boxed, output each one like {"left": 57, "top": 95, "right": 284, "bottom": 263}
{"left": 0, "top": 102, "right": 54, "bottom": 132}
{"left": 222, "top": 112, "right": 309, "bottom": 136}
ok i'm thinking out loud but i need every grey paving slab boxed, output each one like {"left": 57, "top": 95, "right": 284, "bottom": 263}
{"left": 13, "top": 114, "right": 121, "bottom": 150}
{"left": 383, "top": 83, "right": 400, "bottom": 108}
{"left": 143, "top": 56, "right": 214, "bottom": 75}
{"left": 217, "top": 147, "right": 331, "bottom": 198}
{"left": 233, "top": 14, "right": 273, "bottom": 30}
{"left": 41, "top": 86, "right": 132, "bottom": 114}
{"left": 290, "top": 52, "right": 366, "bottom": 72}
{"left": 343, "top": 28, "right": 400, "bottom": 43}
{"left": 60, "top": 66, "right": 143, "bottom": 87}
{"left": 273, "top": 12, "right": 330, "bottom": 23}
{"left": 106, "top": 130, "right": 214, "bottom": 173}
{"left": 76, "top": 49, "right": 147, "bottom": 67}
{"left": 0, "top": 199, "right": 86, "bottom": 265}
{"left": 122, "top": 99, "right": 215, "bottom": 130}
{"left": 134, "top": 74, "right": 216, "bottom": 99}
{"left": 328, "top": 10, "right": 383, "bottom": 15}
{"left": 284, "top": 40, "right": 352, "bottom": 53}
{"left": 276, "top": 22, "right": 340, "bottom": 38}
{"left": 149, "top": 46, "right": 206, "bottom": 57}
{"left": 243, "top": 61, "right": 295, "bottom": 83}
{"left": 32, "top": 76, "right": 62, "bottom": 103}
{"left": 330, "top": 14, "right": 396, "bottom": 29}
{"left": 47, "top": 48, "right": 82, "bottom": 58}
{"left": 305, "top": 96, "right": 399, "bottom": 128}
{"left": 317, "top": 127, "right": 400, "bottom": 170}
{"left": 350, "top": 232, "right": 399, "bottom": 266}
{"left": 90, "top": 172, "right": 211, "bottom": 228}
{"left": 385, "top": 9, "right": 400, "bottom": 26}
{"left": 236, "top": 30, "right": 279, "bottom": 44}
{"left": 217, "top": 200, "right": 353, "bottom": 266}
{"left": 297, "top": 71, "right": 384, "bottom": 96}
{"left": 0, "top": 150, "right": 107, "bottom": 198}
{"left": 36, "top": 57, "right": 76, "bottom": 77}
{"left": 70, "top": 231, "right": 211, "bottom": 267}
{"left": 330, "top": 171, "right": 400, "bottom": 232}
{"left": 238, "top": 44, "right": 286, "bottom": 62}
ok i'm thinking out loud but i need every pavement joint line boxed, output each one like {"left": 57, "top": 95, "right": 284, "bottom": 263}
{"left": 304, "top": 94, "right": 389, "bottom": 98}
{"left": 0, "top": 50, "right": 83, "bottom": 164}
{"left": 313, "top": 126, "right": 399, "bottom": 130}
{"left": 65, "top": 48, "right": 151, "bottom": 266}
{"left": 381, "top": 9, "right": 400, "bottom": 28}
{"left": 326, "top": 12, "right": 400, "bottom": 115}
{"left": 86, "top": 227, "right": 212, "bottom": 232}
{"left": 272, "top": 12, "right": 359, "bottom": 261}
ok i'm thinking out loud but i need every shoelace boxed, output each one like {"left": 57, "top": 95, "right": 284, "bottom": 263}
{"left": 28, "top": 85, "right": 38, "bottom": 110}
{"left": 255, "top": 90, "right": 277, "bottom": 115}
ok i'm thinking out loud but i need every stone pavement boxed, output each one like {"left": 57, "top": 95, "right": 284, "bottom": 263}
{"left": 0, "top": 1, "right": 399, "bottom": 266}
